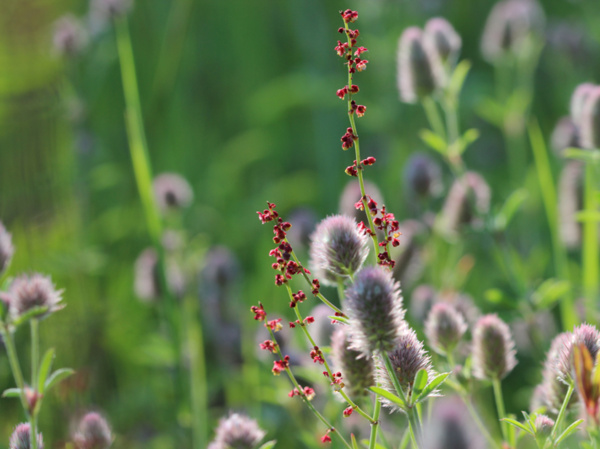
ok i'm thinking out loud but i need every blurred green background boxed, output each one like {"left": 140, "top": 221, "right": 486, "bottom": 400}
{"left": 2, "top": 0, "right": 600, "bottom": 447}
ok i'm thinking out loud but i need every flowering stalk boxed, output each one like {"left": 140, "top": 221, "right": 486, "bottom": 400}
{"left": 492, "top": 378, "right": 509, "bottom": 444}
{"left": 582, "top": 162, "right": 599, "bottom": 317}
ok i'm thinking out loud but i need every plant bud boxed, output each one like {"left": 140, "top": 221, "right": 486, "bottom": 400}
{"left": 344, "top": 266, "right": 406, "bottom": 356}
{"left": 570, "top": 83, "right": 596, "bottom": 127}
{"left": 73, "top": 412, "right": 112, "bottom": 449}
{"left": 403, "top": 153, "right": 442, "bottom": 200}
{"left": 472, "top": 314, "right": 517, "bottom": 380}
{"left": 558, "top": 161, "right": 584, "bottom": 250}
{"left": 551, "top": 117, "right": 579, "bottom": 157}
{"left": 579, "top": 86, "right": 600, "bottom": 149}
{"left": 53, "top": 15, "right": 88, "bottom": 57}
{"left": 534, "top": 414, "right": 554, "bottom": 439}
{"left": 152, "top": 172, "right": 193, "bottom": 214}
{"left": 439, "top": 172, "right": 490, "bottom": 236}
{"left": 376, "top": 328, "right": 433, "bottom": 411}
{"left": 208, "top": 413, "right": 266, "bottom": 449}
{"left": 397, "top": 27, "right": 443, "bottom": 103}
{"left": 8, "top": 274, "right": 64, "bottom": 322}
{"left": 423, "top": 18, "right": 462, "bottom": 66}
{"left": 425, "top": 302, "right": 467, "bottom": 356}
{"left": 481, "top": 0, "right": 545, "bottom": 63}
{"left": 0, "top": 221, "right": 14, "bottom": 276}
{"left": 331, "top": 328, "right": 375, "bottom": 398}
{"left": 437, "top": 290, "right": 480, "bottom": 326}
{"left": 9, "top": 423, "right": 43, "bottom": 449}
{"left": 309, "top": 215, "right": 369, "bottom": 282}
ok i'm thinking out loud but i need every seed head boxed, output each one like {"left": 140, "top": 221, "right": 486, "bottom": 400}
{"left": 439, "top": 172, "right": 490, "bottom": 235}
{"left": 472, "top": 314, "right": 517, "bottom": 380}
{"left": 423, "top": 18, "right": 462, "bottom": 66}
{"left": 331, "top": 328, "right": 375, "bottom": 398}
{"left": 579, "top": 85, "right": 600, "bottom": 149}
{"left": 570, "top": 83, "right": 596, "bottom": 127}
{"left": 208, "top": 413, "right": 266, "bottom": 449}
{"left": 52, "top": 14, "right": 88, "bottom": 57}
{"left": 309, "top": 215, "right": 369, "bottom": 281}
{"left": 534, "top": 414, "right": 554, "bottom": 439}
{"left": 397, "top": 27, "right": 443, "bottom": 103}
{"left": 0, "top": 221, "right": 14, "bottom": 276}
{"left": 481, "top": 0, "right": 545, "bottom": 63}
{"left": 376, "top": 328, "right": 433, "bottom": 411}
{"left": 551, "top": 116, "right": 580, "bottom": 157}
{"left": 558, "top": 161, "right": 584, "bottom": 250}
{"left": 344, "top": 266, "right": 406, "bottom": 356}
{"left": 539, "top": 332, "right": 577, "bottom": 412}
{"left": 9, "top": 423, "right": 44, "bottom": 449}
{"left": 152, "top": 173, "right": 193, "bottom": 214}
{"left": 425, "top": 302, "right": 467, "bottom": 356}
{"left": 8, "top": 274, "right": 64, "bottom": 321}
{"left": 403, "top": 153, "right": 442, "bottom": 200}
{"left": 73, "top": 412, "right": 112, "bottom": 449}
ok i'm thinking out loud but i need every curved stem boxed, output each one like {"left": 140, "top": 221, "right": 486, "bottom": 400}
{"left": 1, "top": 327, "right": 29, "bottom": 414}
{"left": 422, "top": 96, "right": 446, "bottom": 141}
{"left": 551, "top": 383, "right": 574, "bottom": 440}
{"left": 368, "top": 390, "right": 382, "bottom": 449}
{"left": 492, "top": 378, "right": 508, "bottom": 444}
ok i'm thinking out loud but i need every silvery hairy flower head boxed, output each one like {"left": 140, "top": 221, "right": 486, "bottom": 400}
{"left": 208, "top": 413, "right": 266, "bottom": 449}
{"left": 397, "top": 27, "right": 443, "bottom": 103}
{"left": 403, "top": 153, "right": 442, "bottom": 200}
{"left": 422, "top": 396, "right": 486, "bottom": 449}
{"left": 52, "top": 14, "right": 88, "bottom": 57}
{"left": 0, "top": 220, "right": 14, "bottom": 276}
{"left": 423, "top": 18, "right": 462, "bottom": 66}
{"left": 344, "top": 266, "right": 406, "bottom": 356}
{"left": 91, "top": 0, "right": 133, "bottom": 20}
{"left": 555, "top": 324, "right": 600, "bottom": 387}
{"left": 309, "top": 215, "right": 369, "bottom": 283}
{"left": 579, "top": 85, "right": 600, "bottom": 149}
{"left": 551, "top": 116, "right": 579, "bottom": 157}
{"left": 558, "top": 161, "right": 584, "bottom": 250}
{"left": 538, "top": 332, "right": 577, "bottom": 412}
{"left": 152, "top": 173, "right": 193, "bottom": 214}
{"left": 439, "top": 171, "right": 490, "bottom": 235}
{"left": 73, "top": 412, "right": 112, "bottom": 449}
{"left": 331, "top": 328, "right": 375, "bottom": 398}
{"left": 134, "top": 248, "right": 184, "bottom": 302}
{"left": 534, "top": 414, "right": 554, "bottom": 439}
{"left": 425, "top": 302, "right": 467, "bottom": 356}
{"left": 8, "top": 274, "right": 64, "bottom": 322}
{"left": 570, "top": 83, "right": 596, "bottom": 127}
{"left": 472, "top": 314, "right": 517, "bottom": 380}
{"left": 481, "top": 0, "right": 545, "bottom": 63}
{"left": 376, "top": 328, "right": 433, "bottom": 411}
{"left": 9, "top": 423, "right": 44, "bottom": 449}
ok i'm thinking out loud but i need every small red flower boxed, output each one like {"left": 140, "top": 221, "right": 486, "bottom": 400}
{"left": 343, "top": 406, "right": 353, "bottom": 417}
{"left": 321, "top": 434, "right": 332, "bottom": 443}
{"left": 259, "top": 340, "right": 277, "bottom": 353}
{"left": 266, "top": 318, "right": 283, "bottom": 332}
{"left": 250, "top": 304, "right": 266, "bottom": 321}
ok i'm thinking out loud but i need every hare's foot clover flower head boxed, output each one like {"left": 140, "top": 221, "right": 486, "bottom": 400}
{"left": 0, "top": 221, "right": 14, "bottom": 276}
{"left": 73, "top": 412, "right": 112, "bottom": 449}
{"left": 8, "top": 274, "right": 64, "bottom": 322}
{"left": 425, "top": 302, "right": 467, "bottom": 356}
{"left": 472, "top": 314, "right": 517, "bottom": 381}
{"left": 423, "top": 18, "right": 462, "bottom": 67}
{"left": 403, "top": 153, "right": 443, "bottom": 200}
{"left": 52, "top": 15, "right": 88, "bottom": 58}
{"left": 208, "top": 413, "right": 266, "bottom": 449}
{"left": 344, "top": 266, "right": 406, "bottom": 356}
{"left": 133, "top": 248, "right": 185, "bottom": 302}
{"left": 331, "top": 328, "right": 375, "bottom": 398}
{"left": 309, "top": 215, "right": 369, "bottom": 282}
{"left": 439, "top": 171, "right": 490, "bottom": 235}
{"left": 153, "top": 172, "right": 194, "bottom": 214}
{"left": 91, "top": 0, "right": 133, "bottom": 20}
{"left": 537, "top": 332, "right": 576, "bottom": 412}
{"left": 558, "top": 161, "right": 584, "bottom": 249}
{"left": 579, "top": 85, "right": 600, "bottom": 150}
{"left": 376, "top": 328, "right": 434, "bottom": 411}
{"left": 551, "top": 116, "right": 580, "bottom": 156}
{"left": 570, "top": 83, "right": 596, "bottom": 127}
{"left": 9, "top": 423, "right": 44, "bottom": 449}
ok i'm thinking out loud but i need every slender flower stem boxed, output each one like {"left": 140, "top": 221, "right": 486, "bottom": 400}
{"left": 583, "top": 162, "right": 599, "bottom": 318}
{"left": 407, "top": 408, "right": 421, "bottom": 449}
{"left": 337, "top": 279, "right": 346, "bottom": 303}
{"left": 492, "top": 378, "right": 509, "bottom": 444}
{"left": 551, "top": 383, "right": 574, "bottom": 440}
{"left": 368, "top": 389, "right": 382, "bottom": 449}
{"left": 30, "top": 319, "right": 39, "bottom": 387}
{"left": 422, "top": 96, "right": 447, "bottom": 141}
{"left": 464, "top": 396, "right": 501, "bottom": 449}
{"left": 0, "top": 327, "right": 29, "bottom": 414}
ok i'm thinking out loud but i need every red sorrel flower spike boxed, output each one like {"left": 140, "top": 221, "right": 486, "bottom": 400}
{"left": 341, "top": 9, "right": 358, "bottom": 23}
{"left": 250, "top": 303, "right": 266, "bottom": 321}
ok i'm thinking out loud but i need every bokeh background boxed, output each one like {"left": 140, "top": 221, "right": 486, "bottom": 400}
{"left": 2, "top": 0, "right": 600, "bottom": 447}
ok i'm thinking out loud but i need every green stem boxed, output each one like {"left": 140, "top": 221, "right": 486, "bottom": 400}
{"left": 551, "top": 383, "right": 574, "bottom": 440}
{"left": 1, "top": 327, "right": 29, "bottom": 414}
{"left": 528, "top": 121, "right": 577, "bottom": 329}
{"left": 30, "top": 417, "right": 39, "bottom": 449}
{"left": 492, "top": 378, "right": 508, "bottom": 444}
{"left": 583, "top": 162, "right": 599, "bottom": 318}
{"left": 368, "top": 390, "right": 382, "bottom": 449}
{"left": 30, "top": 319, "right": 39, "bottom": 388}
{"left": 337, "top": 279, "right": 346, "bottom": 303}
{"left": 422, "top": 96, "right": 447, "bottom": 141}
{"left": 463, "top": 396, "right": 500, "bottom": 449}
{"left": 407, "top": 408, "right": 421, "bottom": 449}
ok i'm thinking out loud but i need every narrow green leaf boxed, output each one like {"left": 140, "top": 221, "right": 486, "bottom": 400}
{"left": 419, "top": 129, "right": 447, "bottom": 154}
{"left": 416, "top": 372, "right": 450, "bottom": 402}
{"left": 327, "top": 315, "right": 349, "bottom": 325}
{"left": 2, "top": 388, "right": 21, "bottom": 398}
{"left": 38, "top": 348, "right": 55, "bottom": 393}
{"left": 351, "top": 434, "right": 359, "bottom": 449}
{"left": 457, "top": 128, "right": 480, "bottom": 155}
{"left": 494, "top": 188, "right": 528, "bottom": 230}
{"left": 554, "top": 419, "right": 584, "bottom": 445}
{"left": 532, "top": 279, "right": 571, "bottom": 310}
{"left": 44, "top": 368, "right": 75, "bottom": 392}
{"left": 258, "top": 440, "right": 277, "bottom": 449}
{"left": 564, "top": 148, "right": 600, "bottom": 163}
{"left": 575, "top": 210, "right": 600, "bottom": 223}
{"left": 501, "top": 418, "right": 534, "bottom": 436}
{"left": 413, "top": 369, "right": 428, "bottom": 395}
{"left": 369, "top": 386, "right": 406, "bottom": 410}
{"left": 10, "top": 306, "right": 48, "bottom": 328}
{"left": 360, "top": 440, "right": 385, "bottom": 449}
{"left": 448, "top": 60, "right": 471, "bottom": 98}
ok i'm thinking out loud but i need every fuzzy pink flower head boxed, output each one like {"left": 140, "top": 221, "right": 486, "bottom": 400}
{"left": 579, "top": 86, "right": 600, "bottom": 149}
{"left": 423, "top": 18, "right": 462, "bottom": 66}
{"left": 344, "top": 266, "right": 406, "bottom": 356}
{"left": 439, "top": 171, "right": 490, "bottom": 235}
{"left": 570, "top": 83, "right": 596, "bottom": 127}
{"left": 425, "top": 302, "right": 467, "bottom": 356}
{"left": 309, "top": 215, "right": 369, "bottom": 283}
{"left": 73, "top": 412, "right": 112, "bottom": 449}
{"left": 52, "top": 14, "right": 88, "bottom": 57}
{"left": 558, "top": 161, "right": 584, "bottom": 250}
{"left": 0, "top": 220, "right": 14, "bottom": 276}
{"left": 9, "top": 423, "right": 44, "bottom": 449}
{"left": 133, "top": 248, "right": 185, "bottom": 302}
{"left": 556, "top": 324, "right": 600, "bottom": 386}
{"left": 403, "top": 152, "right": 443, "bottom": 200}
{"left": 8, "top": 274, "right": 64, "bottom": 321}
{"left": 331, "top": 328, "right": 374, "bottom": 398}
{"left": 537, "top": 332, "right": 577, "bottom": 413}
{"left": 534, "top": 414, "right": 554, "bottom": 439}
{"left": 397, "top": 27, "right": 443, "bottom": 103}
{"left": 208, "top": 413, "right": 266, "bottom": 449}
{"left": 551, "top": 116, "right": 580, "bottom": 157}
{"left": 472, "top": 314, "right": 517, "bottom": 380}
{"left": 91, "top": 0, "right": 132, "bottom": 19}
{"left": 152, "top": 172, "right": 194, "bottom": 214}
